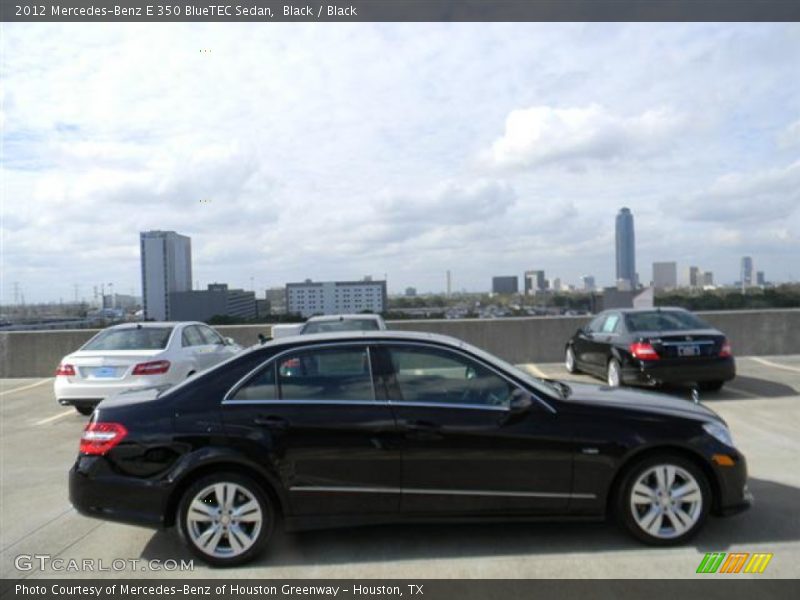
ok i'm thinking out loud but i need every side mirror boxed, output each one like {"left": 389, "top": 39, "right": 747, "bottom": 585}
{"left": 509, "top": 388, "right": 533, "bottom": 414}
{"left": 224, "top": 337, "right": 236, "bottom": 346}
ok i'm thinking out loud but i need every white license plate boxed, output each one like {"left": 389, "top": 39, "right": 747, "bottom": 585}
{"left": 677, "top": 345, "right": 700, "bottom": 357}
{"left": 91, "top": 366, "right": 119, "bottom": 378}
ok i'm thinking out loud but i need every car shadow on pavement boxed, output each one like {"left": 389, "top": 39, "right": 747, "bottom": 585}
{"left": 724, "top": 376, "right": 798, "bottom": 399}
{"left": 638, "top": 378, "right": 797, "bottom": 402}
{"left": 139, "top": 477, "right": 799, "bottom": 568}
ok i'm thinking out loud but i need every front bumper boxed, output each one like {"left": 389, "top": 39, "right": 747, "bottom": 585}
{"left": 710, "top": 448, "right": 752, "bottom": 517}
{"left": 69, "top": 457, "right": 169, "bottom": 529}
{"left": 622, "top": 357, "right": 736, "bottom": 386}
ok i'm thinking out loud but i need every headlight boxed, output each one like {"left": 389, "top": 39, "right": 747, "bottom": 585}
{"left": 703, "top": 421, "right": 734, "bottom": 447}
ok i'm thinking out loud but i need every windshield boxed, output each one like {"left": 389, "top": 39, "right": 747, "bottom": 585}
{"left": 459, "top": 340, "right": 563, "bottom": 398}
{"left": 82, "top": 327, "right": 173, "bottom": 351}
{"left": 625, "top": 311, "right": 711, "bottom": 332}
{"left": 302, "top": 319, "right": 380, "bottom": 334}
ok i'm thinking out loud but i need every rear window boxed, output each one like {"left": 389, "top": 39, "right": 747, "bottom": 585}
{"left": 625, "top": 311, "right": 710, "bottom": 332}
{"left": 302, "top": 319, "right": 380, "bottom": 334}
{"left": 82, "top": 327, "right": 173, "bottom": 350}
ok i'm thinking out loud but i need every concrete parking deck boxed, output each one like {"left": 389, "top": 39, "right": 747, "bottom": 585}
{"left": 1, "top": 356, "right": 798, "bottom": 579}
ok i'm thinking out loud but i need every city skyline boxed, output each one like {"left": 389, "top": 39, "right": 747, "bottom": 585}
{"left": 3, "top": 23, "right": 799, "bottom": 302}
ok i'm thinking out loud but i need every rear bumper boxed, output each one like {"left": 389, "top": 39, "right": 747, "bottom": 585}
{"left": 622, "top": 357, "right": 736, "bottom": 386}
{"left": 69, "top": 457, "right": 169, "bottom": 529}
{"left": 55, "top": 376, "right": 175, "bottom": 407}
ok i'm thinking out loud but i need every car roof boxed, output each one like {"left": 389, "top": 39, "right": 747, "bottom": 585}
{"left": 305, "top": 314, "right": 383, "bottom": 322}
{"left": 257, "top": 329, "right": 465, "bottom": 351}
{"left": 105, "top": 321, "right": 203, "bottom": 329}
{"left": 602, "top": 307, "right": 689, "bottom": 314}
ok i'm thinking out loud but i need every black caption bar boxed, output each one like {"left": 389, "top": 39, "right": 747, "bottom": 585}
{"left": 1, "top": 580, "right": 799, "bottom": 600}
{"left": 2, "top": 0, "right": 800, "bottom": 22}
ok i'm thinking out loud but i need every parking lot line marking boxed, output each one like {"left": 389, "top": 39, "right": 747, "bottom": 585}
{"left": 0, "top": 378, "right": 52, "bottom": 396}
{"left": 34, "top": 409, "right": 76, "bottom": 426}
{"left": 750, "top": 356, "right": 800, "bottom": 374}
{"left": 521, "top": 364, "right": 549, "bottom": 378}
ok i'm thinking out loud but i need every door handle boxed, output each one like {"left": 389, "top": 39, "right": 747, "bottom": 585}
{"left": 254, "top": 415, "right": 289, "bottom": 429}
{"left": 406, "top": 419, "right": 440, "bottom": 432}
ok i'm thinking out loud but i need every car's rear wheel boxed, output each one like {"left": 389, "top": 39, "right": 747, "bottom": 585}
{"left": 607, "top": 358, "right": 622, "bottom": 387}
{"left": 698, "top": 381, "right": 724, "bottom": 392}
{"left": 565, "top": 346, "right": 579, "bottom": 374}
{"left": 616, "top": 455, "right": 710, "bottom": 545}
{"left": 75, "top": 406, "right": 94, "bottom": 416}
{"left": 177, "top": 472, "right": 274, "bottom": 567}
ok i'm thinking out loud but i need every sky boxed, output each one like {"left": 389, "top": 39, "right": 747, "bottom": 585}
{"left": 1, "top": 22, "right": 799, "bottom": 303}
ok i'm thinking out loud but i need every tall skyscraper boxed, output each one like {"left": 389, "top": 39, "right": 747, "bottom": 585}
{"left": 652, "top": 262, "right": 678, "bottom": 290}
{"left": 140, "top": 231, "right": 193, "bottom": 321}
{"left": 687, "top": 266, "right": 701, "bottom": 288}
{"left": 581, "top": 275, "right": 596, "bottom": 291}
{"left": 740, "top": 256, "right": 754, "bottom": 290}
{"left": 524, "top": 270, "right": 546, "bottom": 295}
{"left": 615, "top": 208, "right": 636, "bottom": 288}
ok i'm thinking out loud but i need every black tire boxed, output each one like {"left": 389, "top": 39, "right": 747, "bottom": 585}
{"left": 75, "top": 406, "right": 94, "bottom": 416}
{"left": 177, "top": 472, "right": 274, "bottom": 567}
{"left": 606, "top": 358, "right": 622, "bottom": 387}
{"left": 698, "top": 381, "right": 724, "bottom": 392}
{"left": 615, "top": 454, "right": 711, "bottom": 546}
{"left": 565, "top": 346, "right": 579, "bottom": 374}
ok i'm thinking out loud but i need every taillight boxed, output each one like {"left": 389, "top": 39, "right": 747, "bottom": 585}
{"left": 79, "top": 422, "right": 128, "bottom": 455}
{"left": 630, "top": 342, "right": 660, "bottom": 361}
{"left": 55, "top": 364, "right": 76, "bottom": 376}
{"left": 719, "top": 340, "right": 733, "bottom": 358}
{"left": 131, "top": 360, "right": 170, "bottom": 375}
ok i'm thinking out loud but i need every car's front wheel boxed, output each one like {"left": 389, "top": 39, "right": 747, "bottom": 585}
{"left": 75, "top": 406, "right": 94, "bottom": 416}
{"left": 607, "top": 358, "right": 622, "bottom": 387}
{"left": 565, "top": 346, "right": 579, "bottom": 374}
{"left": 177, "top": 472, "right": 274, "bottom": 567}
{"left": 616, "top": 455, "right": 710, "bottom": 545}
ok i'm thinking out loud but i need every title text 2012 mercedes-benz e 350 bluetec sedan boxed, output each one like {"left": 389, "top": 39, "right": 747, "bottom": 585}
{"left": 70, "top": 331, "right": 751, "bottom": 566}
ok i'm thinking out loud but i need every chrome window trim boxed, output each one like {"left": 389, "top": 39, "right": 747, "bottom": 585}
{"left": 222, "top": 399, "right": 507, "bottom": 411}
{"left": 374, "top": 340, "right": 556, "bottom": 414}
{"left": 224, "top": 341, "right": 378, "bottom": 404}
{"left": 288, "top": 485, "right": 596, "bottom": 500}
{"left": 223, "top": 339, "right": 556, "bottom": 414}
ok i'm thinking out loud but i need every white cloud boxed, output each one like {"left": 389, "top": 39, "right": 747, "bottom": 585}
{"left": 485, "top": 104, "right": 683, "bottom": 170}
{"left": 671, "top": 160, "right": 800, "bottom": 223}
{"left": 779, "top": 118, "right": 800, "bottom": 148}
{"left": 2, "top": 23, "right": 800, "bottom": 299}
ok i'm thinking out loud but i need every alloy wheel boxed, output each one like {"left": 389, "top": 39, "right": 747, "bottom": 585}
{"left": 565, "top": 347, "right": 576, "bottom": 373}
{"left": 629, "top": 464, "right": 703, "bottom": 540}
{"left": 607, "top": 360, "right": 621, "bottom": 387}
{"left": 186, "top": 482, "right": 264, "bottom": 559}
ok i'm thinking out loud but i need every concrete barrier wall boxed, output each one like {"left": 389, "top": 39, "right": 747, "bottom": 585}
{"left": 1, "top": 309, "right": 799, "bottom": 378}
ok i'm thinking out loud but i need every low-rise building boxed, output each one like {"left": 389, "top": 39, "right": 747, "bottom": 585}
{"left": 286, "top": 279, "right": 387, "bottom": 318}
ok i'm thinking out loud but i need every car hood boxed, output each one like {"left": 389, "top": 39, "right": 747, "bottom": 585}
{"left": 563, "top": 382, "right": 722, "bottom": 423}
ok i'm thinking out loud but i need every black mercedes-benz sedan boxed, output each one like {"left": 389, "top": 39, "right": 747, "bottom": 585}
{"left": 70, "top": 330, "right": 750, "bottom": 566}
{"left": 565, "top": 307, "right": 736, "bottom": 391}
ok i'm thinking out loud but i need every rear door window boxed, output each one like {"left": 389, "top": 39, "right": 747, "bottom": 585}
{"left": 182, "top": 325, "right": 206, "bottom": 347}
{"left": 277, "top": 346, "right": 374, "bottom": 402}
{"left": 198, "top": 325, "right": 224, "bottom": 345}
{"left": 602, "top": 314, "right": 620, "bottom": 333}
